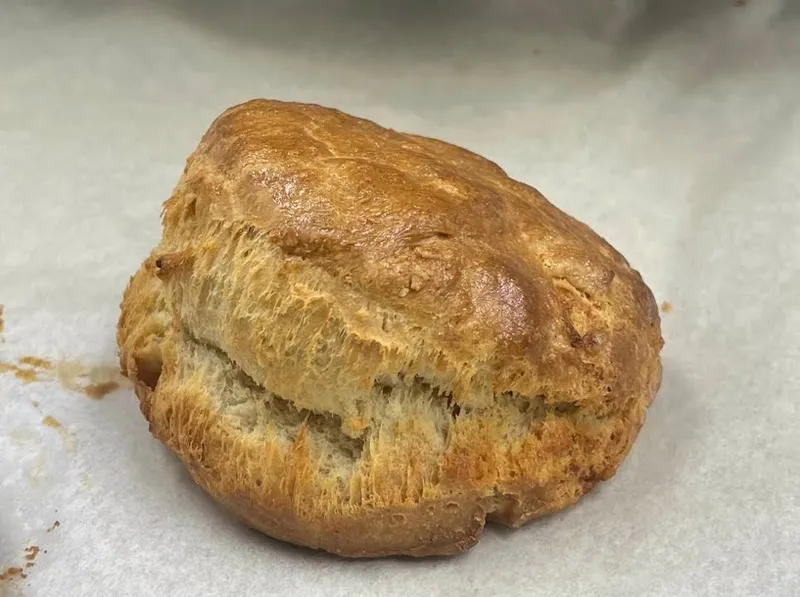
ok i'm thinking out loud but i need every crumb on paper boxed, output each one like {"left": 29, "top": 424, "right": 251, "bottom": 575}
{"left": 46, "top": 520, "right": 60, "bottom": 533}
{"left": 661, "top": 301, "right": 673, "bottom": 313}
{"left": 23, "top": 546, "right": 39, "bottom": 562}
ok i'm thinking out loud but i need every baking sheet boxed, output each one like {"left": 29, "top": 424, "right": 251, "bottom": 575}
{"left": 1, "top": 0, "right": 798, "bottom": 595}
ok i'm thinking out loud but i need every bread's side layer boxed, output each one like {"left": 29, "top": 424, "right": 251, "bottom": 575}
{"left": 119, "top": 264, "right": 653, "bottom": 556}
{"left": 130, "top": 323, "right": 645, "bottom": 556}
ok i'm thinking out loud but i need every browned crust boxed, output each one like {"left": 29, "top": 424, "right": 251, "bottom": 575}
{"left": 117, "top": 99, "right": 663, "bottom": 557}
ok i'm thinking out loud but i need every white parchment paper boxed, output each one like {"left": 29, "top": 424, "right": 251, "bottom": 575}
{"left": 1, "top": 1, "right": 798, "bottom": 595}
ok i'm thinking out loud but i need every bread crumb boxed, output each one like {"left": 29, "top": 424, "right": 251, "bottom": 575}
{"left": 42, "top": 416, "right": 62, "bottom": 429}
{"left": 23, "top": 546, "right": 39, "bottom": 562}
{"left": 46, "top": 520, "right": 60, "bottom": 532}
{"left": 661, "top": 301, "right": 673, "bottom": 313}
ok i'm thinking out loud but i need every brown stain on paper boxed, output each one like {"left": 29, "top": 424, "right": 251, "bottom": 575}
{"left": 42, "top": 416, "right": 62, "bottom": 429}
{"left": 41, "top": 415, "right": 77, "bottom": 453}
{"left": 83, "top": 380, "right": 120, "bottom": 399}
{"left": 9, "top": 427, "right": 36, "bottom": 444}
{"left": 1, "top": 545, "right": 41, "bottom": 583}
{"left": 0, "top": 356, "right": 53, "bottom": 383}
{"left": 55, "top": 361, "right": 125, "bottom": 399}
{"left": 18, "top": 356, "right": 54, "bottom": 369}
{"left": 0, "top": 354, "right": 127, "bottom": 399}
{"left": 46, "top": 520, "right": 60, "bottom": 533}
{"left": 661, "top": 301, "right": 673, "bottom": 313}
{"left": 0, "top": 311, "right": 125, "bottom": 396}
{"left": 27, "top": 452, "right": 48, "bottom": 483}
{"left": 0, "top": 566, "right": 25, "bottom": 581}
{"left": 0, "top": 362, "right": 41, "bottom": 383}
{"left": 0, "top": 352, "right": 125, "bottom": 459}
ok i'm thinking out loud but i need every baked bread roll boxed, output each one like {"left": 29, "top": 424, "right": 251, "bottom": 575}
{"left": 118, "top": 99, "right": 663, "bottom": 557}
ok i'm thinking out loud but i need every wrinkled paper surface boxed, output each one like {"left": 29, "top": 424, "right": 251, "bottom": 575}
{"left": 1, "top": 1, "right": 799, "bottom": 595}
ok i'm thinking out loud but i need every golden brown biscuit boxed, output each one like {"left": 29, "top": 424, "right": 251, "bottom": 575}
{"left": 118, "top": 99, "right": 663, "bottom": 557}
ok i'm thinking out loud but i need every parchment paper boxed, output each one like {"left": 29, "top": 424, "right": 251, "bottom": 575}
{"left": 1, "top": 0, "right": 798, "bottom": 595}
